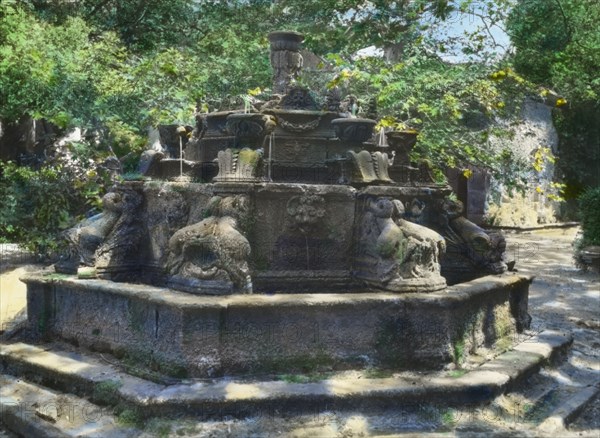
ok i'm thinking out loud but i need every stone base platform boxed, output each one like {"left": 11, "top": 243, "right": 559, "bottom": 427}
{"left": 0, "top": 331, "right": 572, "bottom": 423}
{"left": 23, "top": 272, "right": 532, "bottom": 378}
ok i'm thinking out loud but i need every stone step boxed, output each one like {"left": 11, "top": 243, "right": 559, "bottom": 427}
{"left": 537, "top": 384, "right": 600, "bottom": 433}
{"left": 0, "top": 330, "right": 572, "bottom": 422}
{"left": 484, "top": 343, "right": 598, "bottom": 431}
{"left": 0, "top": 374, "right": 140, "bottom": 438}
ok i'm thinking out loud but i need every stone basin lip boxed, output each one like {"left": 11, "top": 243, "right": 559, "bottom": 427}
{"left": 331, "top": 117, "right": 377, "bottom": 125}
{"left": 21, "top": 271, "right": 533, "bottom": 309}
{"left": 205, "top": 110, "right": 244, "bottom": 117}
{"left": 263, "top": 109, "right": 329, "bottom": 116}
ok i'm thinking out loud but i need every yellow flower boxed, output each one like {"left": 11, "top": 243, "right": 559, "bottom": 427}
{"left": 247, "top": 87, "right": 262, "bottom": 97}
{"left": 535, "top": 186, "right": 543, "bottom": 194}
{"left": 462, "top": 169, "right": 473, "bottom": 179}
{"left": 556, "top": 98, "right": 567, "bottom": 107}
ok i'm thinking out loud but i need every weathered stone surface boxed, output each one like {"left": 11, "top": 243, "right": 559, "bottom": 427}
{"left": 353, "top": 196, "right": 446, "bottom": 292}
{"left": 431, "top": 197, "right": 508, "bottom": 284}
{"left": 22, "top": 272, "right": 531, "bottom": 377}
{"left": 165, "top": 195, "right": 253, "bottom": 294}
{"left": 0, "top": 374, "right": 140, "bottom": 438}
{"left": 55, "top": 184, "right": 144, "bottom": 278}
{"left": 268, "top": 32, "right": 304, "bottom": 94}
{"left": 1, "top": 329, "right": 571, "bottom": 421}
{"left": 53, "top": 181, "right": 504, "bottom": 291}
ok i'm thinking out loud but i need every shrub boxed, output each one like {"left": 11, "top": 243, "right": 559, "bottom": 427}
{"left": 578, "top": 187, "right": 600, "bottom": 247}
{"left": 0, "top": 155, "right": 111, "bottom": 255}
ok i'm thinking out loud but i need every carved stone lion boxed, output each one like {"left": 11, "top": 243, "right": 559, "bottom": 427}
{"left": 286, "top": 194, "right": 326, "bottom": 234}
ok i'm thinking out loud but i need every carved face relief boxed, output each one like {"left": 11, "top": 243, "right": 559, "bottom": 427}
{"left": 440, "top": 198, "right": 464, "bottom": 218}
{"left": 369, "top": 197, "right": 394, "bottom": 219}
{"left": 102, "top": 192, "right": 123, "bottom": 213}
{"left": 286, "top": 195, "right": 326, "bottom": 233}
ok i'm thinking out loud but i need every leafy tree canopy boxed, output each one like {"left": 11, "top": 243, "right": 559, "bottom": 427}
{"left": 507, "top": 0, "right": 600, "bottom": 198}
{"left": 507, "top": 0, "right": 600, "bottom": 102}
{"left": 2, "top": 0, "right": 599, "bottom": 250}
{"left": 0, "top": 0, "right": 595, "bottom": 190}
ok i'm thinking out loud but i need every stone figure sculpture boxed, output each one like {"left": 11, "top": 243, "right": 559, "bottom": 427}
{"left": 165, "top": 195, "right": 252, "bottom": 294}
{"left": 354, "top": 197, "right": 446, "bottom": 292}
{"left": 391, "top": 200, "right": 446, "bottom": 278}
{"left": 55, "top": 187, "right": 143, "bottom": 275}
{"left": 268, "top": 31, "right": 304, "bottom": 94}
{"left": 434, "top": 198, "right": 507, "bottom": 280}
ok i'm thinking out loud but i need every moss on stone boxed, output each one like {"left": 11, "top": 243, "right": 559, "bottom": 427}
{"left": 447, "top": 369, "right": 468, "bottom": 378}
{"left": 259, "top": 350, "right": 335, "bottom": 375}
{"left": 117, "top": 407, "right": 144, "bottom": 428}
{"left": 93, "top": 380, "right": 122, "bottom": 405}
{"left": 364, "top": 368, "right": 394, "bottom": 379}
{"left": 452, "top": 338, "right": 466, "bottom": 366}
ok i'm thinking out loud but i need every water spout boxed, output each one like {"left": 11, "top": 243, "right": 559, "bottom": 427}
{"left": 268, "top": 132, "right": 274, "bottom": 182}
{"left": 176, "top": 125, "right": 187, "bottom": 178}
{"left": 378, "top": 127, "right": 385, "bottom": 147}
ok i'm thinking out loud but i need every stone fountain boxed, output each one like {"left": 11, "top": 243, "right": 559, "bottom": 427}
{"left": 24, "top": 32, "right": 530, "bottom": 379}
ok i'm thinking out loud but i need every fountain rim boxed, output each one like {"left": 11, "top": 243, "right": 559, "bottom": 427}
{"left": 331, "top": 117, "right": 378, "bottom": 125}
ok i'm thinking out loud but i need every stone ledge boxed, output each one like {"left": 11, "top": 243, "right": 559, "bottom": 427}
{"left": 0, "top": 374, "right": 139, "bottom": 438}
{"left": 20, "top": 272, "right": 534, "bottom": 375}
{"left": 0, "top": 330, "right": 571, "bottom": 419}
{"left": 536, "top": 384, "right": 600, "bottom": 434}
{"left": 20, "top": 271, "right": 534, "bottom": 309}
{"left": 479, "top": 330, "right": 573, "bottom": 390}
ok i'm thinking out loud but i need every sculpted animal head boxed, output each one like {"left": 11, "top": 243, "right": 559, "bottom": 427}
{"left": 369, "top": 197, "right": 394, "bottom": 219}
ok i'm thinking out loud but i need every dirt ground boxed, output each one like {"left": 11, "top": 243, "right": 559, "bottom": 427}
{"left": 505, "top": 227, "right": 599, "bottom": 433}
{"left": 0, "top": 228, "right": 598, "bottom": 437}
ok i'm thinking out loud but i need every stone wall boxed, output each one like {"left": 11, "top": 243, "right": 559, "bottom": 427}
{"left": 447, "top": 98, "right": 562, "bottom": 227}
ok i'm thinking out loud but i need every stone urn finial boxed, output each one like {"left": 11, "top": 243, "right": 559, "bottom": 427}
{"left": 268, "top": 31, "right": 304, "bottom": 94}
{"left": 331, "top": 118, "right": 377, "bottom": 145}
{"left": 385, "top": 130, "right": 418, "bottom": 165}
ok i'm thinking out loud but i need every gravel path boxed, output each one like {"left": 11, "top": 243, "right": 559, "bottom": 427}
{"left": 505, "top": 228, "right": 599, "bottom": 433}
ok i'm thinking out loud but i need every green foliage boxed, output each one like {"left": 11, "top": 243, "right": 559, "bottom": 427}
{"left": 309, "top": 45, "right": 532, "bottom": 187}
{"left": 24, "top": 0, "right": 201, "bottom": 53}
{"left": 578, "top": 187, "right": 600, "bottom": 247}
{"left": 507, "top": 0, "right": 600, "bottom": 198}
{"left": 273, "top": 0, "right": 460, "bottom": 55}
{"left": 0, "top": 157, "right": 109, "bottom": 253}
{"left": 0, "top": 0, "right": 596, "bottom": 220}
{"left": 507, "top": 0, "right": 600, "bottom": 102}
{"left": 116, "top": 407, "right": 143, "bottom": 428}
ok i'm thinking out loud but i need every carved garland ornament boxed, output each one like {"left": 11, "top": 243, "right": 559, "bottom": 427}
{"left": 276, "top": 115, "right": 322, "bottom": 132}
